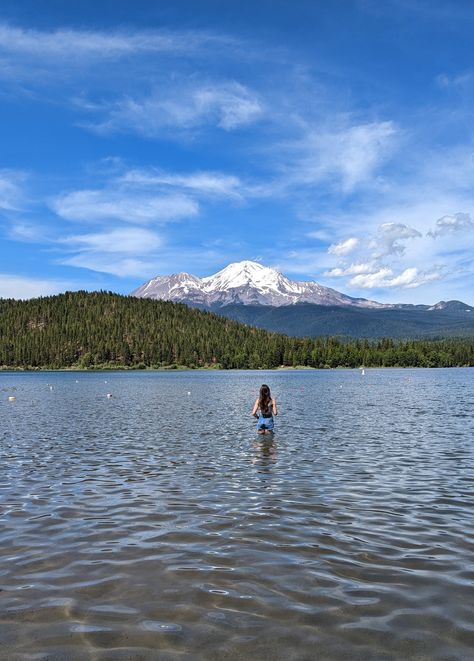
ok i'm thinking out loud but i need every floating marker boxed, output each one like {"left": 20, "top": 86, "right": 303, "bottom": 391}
{"left": 8, "top": 396, "right": 16, "bottom": 401}
{"left": 361, "top": 369, "right": 365, "bottom": 376}
{"left": 106, "top": 393, "right": 113, "bottom": 398}
{"left": 49, "top": 385, "right": 53, "bottom": 391}
{"left": 187, "top": 391, "right": 191, "bottom": 395}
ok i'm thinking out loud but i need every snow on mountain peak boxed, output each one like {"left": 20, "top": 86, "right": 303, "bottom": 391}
{"left": 202, "top": 260, "right": 286, "bottom": 293}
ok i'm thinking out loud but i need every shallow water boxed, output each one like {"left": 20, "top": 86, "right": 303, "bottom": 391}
{"left": 1, "top": 368, "right": 473, "bottom": 660}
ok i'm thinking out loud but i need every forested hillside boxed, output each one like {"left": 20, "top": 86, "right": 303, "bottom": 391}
{"left": 216, "top": 302, "right": 474, "bottom": 339}
{"left": 0, "top": 291, "right": 472, "bottom": 369}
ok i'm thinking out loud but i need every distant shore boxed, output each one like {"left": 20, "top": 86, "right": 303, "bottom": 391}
{"left": 0, "top": 364, "right": 330, "bottom": 372}
{"left": 0, "top": 364, "right": 472, "bottom": 372}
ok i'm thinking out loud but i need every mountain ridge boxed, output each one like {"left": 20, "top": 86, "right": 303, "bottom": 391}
{"left": 131, "top": 260, "right": 473, "bottom": 311}
{"left": 217, "top": 302, "right": 474, "bottom": 339}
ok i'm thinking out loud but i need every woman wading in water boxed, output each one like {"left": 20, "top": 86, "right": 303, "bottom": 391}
{"left": 252, "top": 384, "right": 278, "bottom": 434}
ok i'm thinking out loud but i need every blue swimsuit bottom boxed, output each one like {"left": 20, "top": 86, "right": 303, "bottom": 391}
{"left": 256, "top": 415, "right": 274, "bottom": 431}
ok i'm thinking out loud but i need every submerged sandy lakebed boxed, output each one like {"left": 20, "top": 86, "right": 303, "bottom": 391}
{"left": 1, "top": 368, "right": 473, "bottom": 660}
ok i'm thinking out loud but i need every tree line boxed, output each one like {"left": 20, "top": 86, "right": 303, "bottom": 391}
{"left": 0, "top": 291, "right": 472, "bottom": 369}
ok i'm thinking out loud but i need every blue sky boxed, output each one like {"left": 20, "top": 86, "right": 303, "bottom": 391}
{"left": 1, "top": 0, "right": 473, "bottom": 303}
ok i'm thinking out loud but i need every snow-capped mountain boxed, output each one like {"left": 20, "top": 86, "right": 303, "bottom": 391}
{"left": 131, "top": 260, "right": 391, "bottom": 308}
{"left": 130, "top": 260, "right": 474, "bottom": 337}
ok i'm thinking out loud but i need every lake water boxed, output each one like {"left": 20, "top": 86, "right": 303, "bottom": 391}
{"left": 1, "top": 368, "right": 473, "bottom": 660}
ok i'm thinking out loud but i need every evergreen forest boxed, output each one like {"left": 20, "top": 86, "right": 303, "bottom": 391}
{"left": 0, "top": 291, "right": 472, "bottom": 370}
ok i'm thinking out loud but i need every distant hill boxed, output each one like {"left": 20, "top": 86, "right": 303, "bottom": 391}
{"left": 0, "top": 291, "right": 472, "bottom": 369}
{"left": 216, "top": 303, "right": 474, "bottom": 339}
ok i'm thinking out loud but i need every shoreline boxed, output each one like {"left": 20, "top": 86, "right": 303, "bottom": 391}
{"left": 0, "top": 364, "right": 472, "bottom": 372}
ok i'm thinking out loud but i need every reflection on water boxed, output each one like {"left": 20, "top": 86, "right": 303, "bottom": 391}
{"left": 252, "top": 436, "right": 278, "bottom": 474}
{"left": 1, "top": 368, "right": 473, "bottom": 660}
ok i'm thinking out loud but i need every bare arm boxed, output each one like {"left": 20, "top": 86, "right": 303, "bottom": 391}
{"left": 251, "top": 398, "right": 259, "bottom": 417}
{"left": 272, "top": 398, "right": 278, "bottom": 416}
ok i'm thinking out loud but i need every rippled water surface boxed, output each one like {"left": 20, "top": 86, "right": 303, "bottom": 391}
{"left": 1, "top": 369, "right": 473, "bottom": 660}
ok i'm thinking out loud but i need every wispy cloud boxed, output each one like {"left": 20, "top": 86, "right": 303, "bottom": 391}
{"left": 328, "top": 237, "right": 359, "bottom": 256}
{"left": 325, "top": 262, "right": 376, "bottom": 277}
{"left": 7, "top": 221, "right": 46, "bottom": 242}
{"left": 82, "top": 81, "right": 263, "bottom": 136}
{"left": 436, "top": 71, "right": 474, "bottom": 89}
{"left": 59, "top": 254, "right": 157, "bottom": 278}
{"left": 427, "top": 212, "right": 474, "bottom": 237}
{"left": 281, "top": 121, "right": 398, "bottom": 194}
{"left": 59, "top": 227, "right": 163, "bottom": 254}
{"left": 0, "top": 23, "right": 230, "bottom": 60}
{"left": 56, "top": 227, "right": 164, "bottom": 278}
{"left": 1, "top": 15, "right": 474, "bottom": 304}
{"left": 0, "top": 169, "right": 26, "bottom": 211}
{"left": 0, "top": 23, "right": 261, "bottom": 141}
{"left": 43, "top": 163, "right": 251, "bottom": 278}
{"left": 369, "top": 223, "right": 422, "bottom": 258}
{"left": 119, "top": 169, "right": 244, "bottom": 199}
{"left": 58, "top": 242, "right": 228, "bottom": 279}
{"left": 51, "top": 189, "right": 199, "bottom": 224}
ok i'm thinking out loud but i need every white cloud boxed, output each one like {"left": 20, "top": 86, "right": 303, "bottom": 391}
{"left": 85, "top": 81, "right": 263, "bottom": 136}
{"left": 349, "top": 266, "right": 444, "bottom": 289}
{"left": 325, "top": 262, "right": 375, "bottom": 277}
{"left": 7, "top": 221, "right": 45, "bottom": 242}
{"left": 318, "top": 187, "right": 474, "bottom": 299}
{"left": 1, "top": 21, "right": 473, "bottom": 304}
{"left": 0, "top": 170, "right": 25, "bottom": 211}
{"left": 119, "top": 169, "right": 243, "bottom": 198}
{"left": 328, "top": 237, "right": 359, "bottom": 256}
{"left": 56, "top": 225, "right": 165, "bottom": 278}
{"left": 0, "top": 273, "right": 69, "bottom": 299}
{"left": 0, "top": 24, "right": 261, "bottom": 143}
{"left": 0, "top": 23, "right": 226, "bottom": 60}
{"left": 55, "top": 226, "right": 164, "bottom": 278}
{"left": 59, "top": 254, "right": 156, "bottom": 278}
{"left": 60, "top": 227, "right": 162, "bottom": 254}
{"left": 43, "top": 164, "right": 252, "bottom": 279}
{"left": 369, "top": 222, "right": 422, "bottom": 257}
{"left": 331, "top": 122, "right": 397, "bottom": 192}
{"left": 428, "top": 212, "right": 474, "bottom": 238}
{"left": 196, "top": 83, "right": 263, "bottom": 130}
{"left": 305, "top": 229, "right": 333, "bottom": 241}
{"left": 349, "top": 267, "right": 392, "bottom": 288}
{"left": 51, "top": 189, "right": 199, "bottom": 224}
{"left": 287, "top": 121, "right": 397, "bottom": 193}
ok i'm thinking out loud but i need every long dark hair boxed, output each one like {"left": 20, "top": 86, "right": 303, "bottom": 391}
{"left": 258, "top": 384, "right": 272, "bottom": 414}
